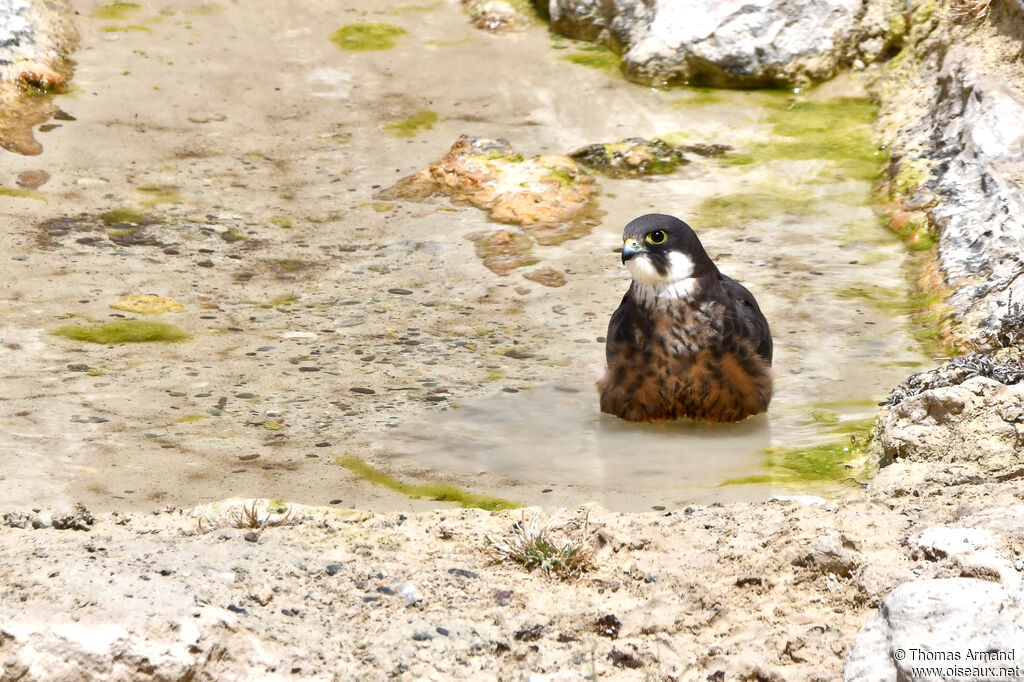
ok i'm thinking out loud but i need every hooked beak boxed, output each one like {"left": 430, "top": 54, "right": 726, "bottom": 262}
{"left": 621, "top": 238, "right": 645, "bottom": 264}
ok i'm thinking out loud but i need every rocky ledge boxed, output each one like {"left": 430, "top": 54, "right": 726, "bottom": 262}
{"left": 536, "top": 0, "right": 904, "bottom": 87}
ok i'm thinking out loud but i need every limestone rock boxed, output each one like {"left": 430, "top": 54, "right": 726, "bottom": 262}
{"left": 875, "top": 375, "right": 1024, "bottom": 478}
{"left": 845, "top": 578, "right": 1024, "bottom": 681}
{"left": 541, "top": 0, "right": 904, "bottom": 87}
{"left": 382, "top": 136, "right": 595, "bottom": 227}
{"left": 569, "top": 137, "right": 691, "bottom": 178}
{"left": 463, "top": 0, "right": 536, "bottom": 32}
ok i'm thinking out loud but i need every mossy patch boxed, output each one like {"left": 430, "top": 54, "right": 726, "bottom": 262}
{"left": 560, "top": 44, "right": 621, "bottom": 75}
{"left": 268, "top": 294, "right": 299, "bottom": 307}
{"left": 100, "top": 207, "right": 149, "bottom": 225}
{"left": 52, "top": 320, "right": 189, "bottom": 344}
{"left": 0, "top": 187, "right": 47, "bottom": 202}
{"left": 723, "top": 435, "right": 870, "bottom": 486}
{"left": 726, "top": 97, "right": 885, "bottom": 181}
{"left": 338, "top": 455, "right": 519, "bottom": 511}
{"left": 329, "top": 23, "right": 406, "bottom": 51}
{"left": 267, "top": 498, "right": 289, "bottom": 514}
{"left": 383, "top": 109, "right": 438, "bottom": 138}
{"left": 692, "top": 189, "right": 816, "bottom": 228}
{"left": 136, "top": 184, "right": 181, "bottom": 206}
{"left": 95, "top": 1, "right": 141, "bottom": 20}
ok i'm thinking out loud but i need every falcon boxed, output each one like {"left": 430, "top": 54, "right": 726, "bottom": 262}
{"left": 598, "top": 213, "right": 773, "bottom": 423}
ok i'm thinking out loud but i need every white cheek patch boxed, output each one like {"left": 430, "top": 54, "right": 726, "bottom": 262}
{"left": 627, "top": 251, "right": 698, "bottom": 305}
{"left": 625, "top": 255, "right": 662, "bottom": 286}
{"left": 665, "top": 252, "right": 694, "bottom": 282}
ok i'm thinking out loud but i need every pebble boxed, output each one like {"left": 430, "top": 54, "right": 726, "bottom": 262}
{"left": 361, "top": 595, "right": 380, "bottom": 603}
{"left": 71, "top": 415, "right": 108, "bottom": 424}
{"left": 335, "top": 317, "right": 365, "bottom": 328}
{"left": 282, "top": 331, "right": 316, "bottom": 339}
{"left": 376, "top": 586, "right": 396, "bottom": 595}
{"left": 238, "top": 454, "right": 260, "bottom": 461}
{"left": 244, "top": 532, "right": 259, "bottom": 543}
{"left": 299, "top": 367, "right": 320, "bottom": 372}
{"left": 350, "top": 387, "right": 376, "bottom": 395}
{"left": 315, "top": 442, "right": 332, "bottom": 447}
{"left": 235, "top": 392, "right": 255, "bottom": 399}
{"left": 448, "top": 568, "right": 479, "bottom": 579}
{"left": 411, "top": 630, "right": 433, "bottom": 641}
{"left": 493, "top": 590, "right": 513, "bottom": 606}
{"left": 436, "top": 627, "right": 450, "bottom": 637}
{"left": 325, "top": 564, "right": 343, "bottom": 576}
{"left": 502, "top": 387, "right": 519, "bottom": 393}
{"left": 388, "top": 288, "right": 413, "bottom": 295}
{"left": 226, "top": 604, "right": 247, "bottom": 615}
{"left": 400, "top": 582, "right": 423, "bottom": 606}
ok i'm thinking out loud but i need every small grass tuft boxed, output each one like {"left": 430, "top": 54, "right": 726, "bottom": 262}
{"left": 487, "top": 511, "right": 593, "bottom": 580}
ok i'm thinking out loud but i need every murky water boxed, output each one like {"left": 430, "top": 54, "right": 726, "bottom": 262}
{"left": 0, "top": 0, "right": 931, "bottom": 512}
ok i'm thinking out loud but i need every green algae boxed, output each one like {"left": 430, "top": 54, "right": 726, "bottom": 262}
{"left": 100, "top": 24, "right": 152, "bottom": 33}
{"left": 95, "top": 1, "right": 140, "bottom": 20}
{"left": 52, "top": 320, "right": 189, "bottom": 344}
{"left": 383, "top": 109, "right": 437, "bottom": 138}
{"left": 268, "top": 294, "right": 299, "bottom": 307}
{"left": 836, "top": 285, "right": 954, "bottom": 356}
{"left": 723, "top": 433, "right": 870, "bottom": 486}
{"left": 723, "top": 97, "right": 885, "bottom": 181}
{"left": 653, "top": 131, "right": 692, "bottom": 147}
{"left": 137, "top": 184, "right": 181, "bottom": 206}
{"left": 338, "top": 455, "right": 519, "bottom": 511}
{"left": 267, "top": 498, "right": 289, "bottom": 514}
{"left": 0, "top": 187, "right": 47, "bottom": 202}
{"left": 670, "top": 88, "right": 727, "bottom": 108}
{"left": 692, "top": 189, "right": 817, "bottom": 228}
{"left": 100, "top": 207, "right": 148, "bottom": 225}
{"left": 561, "top": 44, "right": 621, "bottom": 74}
{"left": 330, "top": 23, "right": 406, "bottom": 51}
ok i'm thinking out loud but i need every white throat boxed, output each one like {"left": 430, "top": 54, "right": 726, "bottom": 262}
{"left": 627, "top": 251, "right": 698, "bottom": 307}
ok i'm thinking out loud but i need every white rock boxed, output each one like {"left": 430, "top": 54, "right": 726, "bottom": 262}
{"left": 845, "top": 578, "right": 1024, "bottom": 681}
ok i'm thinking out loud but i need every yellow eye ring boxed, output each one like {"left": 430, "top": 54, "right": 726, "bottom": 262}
{"left": 646, "top": 230, "right": 667, "bottom": 245}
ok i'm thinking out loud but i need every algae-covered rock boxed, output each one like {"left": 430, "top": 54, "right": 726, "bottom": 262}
{"left": 110, "top": 294, "right": 186, "bottom": 314}
{"left": 462, "top": 0, "right": 536, "bottom": 32}
{"left": 569, "top": 138, "right": 689, "bottom": 178}
{"left": 383, "top": 135, "right": 596, "bottom": 227}
{"left": 52, "top": 320, "right": 190, "bottom": 344}
{"left": 541, "top": 0, "right": 904, "bottom": 87}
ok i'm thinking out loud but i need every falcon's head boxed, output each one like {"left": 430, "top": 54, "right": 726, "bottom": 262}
{"left": 620, "top": 214, "right": 717, "bottom": 299}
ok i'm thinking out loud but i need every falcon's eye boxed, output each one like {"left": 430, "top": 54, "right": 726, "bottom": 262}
{"left": 646, "top": 230, "right": 667, "bottom": 245}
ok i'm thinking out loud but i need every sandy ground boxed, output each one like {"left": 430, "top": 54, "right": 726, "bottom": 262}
{"left": 2, "top": 481, "right": 1022, "bottom": 681}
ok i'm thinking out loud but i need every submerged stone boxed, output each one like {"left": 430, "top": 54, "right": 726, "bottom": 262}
{"left": 383, "top": 135, "right": 595, "bottom": 225}
{"left": 110, "top": 294, "right": 186, "bottom": 315}
{"left": 570, "top": 138, "right": 690, "bottom": 178}
{"left": 470, "top": 230, "right": 538, "bottom": 276}
{"left": 462, "top": 0, "right": 536, "bottom": 32}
